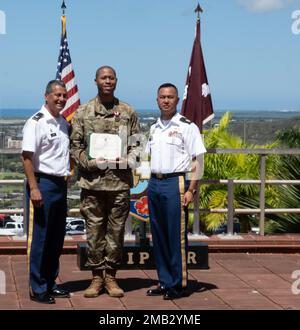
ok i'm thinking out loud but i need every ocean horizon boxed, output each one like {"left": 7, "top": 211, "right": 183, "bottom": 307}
{"left": 0, "top": 108, "right": 300, "bottom": 120}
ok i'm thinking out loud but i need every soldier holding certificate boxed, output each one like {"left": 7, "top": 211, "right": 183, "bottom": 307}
{"left": 70, "top": 66, "right": 141, "bottom": 298}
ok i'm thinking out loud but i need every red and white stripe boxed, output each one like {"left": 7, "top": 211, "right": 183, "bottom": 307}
{"left": 60, "top": 63, "right": 80, "bottom": 122}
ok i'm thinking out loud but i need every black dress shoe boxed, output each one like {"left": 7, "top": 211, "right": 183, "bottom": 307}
{"left": 146, "top": 286, "right": 166, "bottom": 296}
{"left": 49, "top": 288, "right": 70, "bottom": 298}
{"left": 30, "top": 292, "right": 55, "bottom": 304}
{"left": 163, "top": 288, "right": 188, "bottom": 300}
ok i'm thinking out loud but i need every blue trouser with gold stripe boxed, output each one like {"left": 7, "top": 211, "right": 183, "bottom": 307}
{"left": 148, "top": 175, "right": 188, "bottom": 290}
{"left": 26, "top": 174, "right": 67, "bottom": 294}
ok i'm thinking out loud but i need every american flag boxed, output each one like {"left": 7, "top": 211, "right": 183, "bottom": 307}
{"left": 56, "top": 15, "right": 80, "bottom": 122}
{"left": 181, "top": 14, "right": 214, "bottom": 132}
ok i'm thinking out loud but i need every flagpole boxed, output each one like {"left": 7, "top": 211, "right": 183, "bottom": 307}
{"left": 61, "top": 0, "right": 67, "bottom": 36}
{"left": 56, "top": 0, "right": 80, "bottom": 121}
{"left": 181, "top": 2, "right": 213, "bottom": 132}
{"left": 193, "top": 3, "right": 203, "bottom": 237}
{"left": 181, "top": 2, "right": 213, "bottom": 236}
{"left": 195, "top": 3, "right": 203, "bottom": 21}
{"left": 61, "top": 0, "right": 66, "bottom": 15}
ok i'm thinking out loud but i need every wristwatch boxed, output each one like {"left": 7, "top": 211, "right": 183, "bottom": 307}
{"left": 188, "top": 189, "right": 197, "bottom": 196}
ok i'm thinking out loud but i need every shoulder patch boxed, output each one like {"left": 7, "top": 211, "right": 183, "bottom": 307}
{"left": 180, "top": 116, "right": 192, "bottom": 125}
{"left": 32, "top": 112, "right": 44, "bottom": 121}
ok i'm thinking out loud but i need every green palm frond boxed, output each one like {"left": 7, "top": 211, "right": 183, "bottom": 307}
{"left": 199, "top": 112, "right": 285, "bottom": 233}
{"left": 266, "top": 127, "right": 300, "bottom": 233}
{"left": 205, "top": 213, "right": 227, "bottom": 231}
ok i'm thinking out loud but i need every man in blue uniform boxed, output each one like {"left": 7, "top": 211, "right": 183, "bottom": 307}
{"left": 146, "top": 83, "right": 206, "bottom": 300}
{"left": 21, "top": 80, "right": 71, "bottom": 304}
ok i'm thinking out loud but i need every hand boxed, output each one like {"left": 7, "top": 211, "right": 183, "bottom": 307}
{"left": 107, "top": 157, "right": 128, "bottom": 169}
{"left": 115, "top": 157, "right": 128, "bottom": 166}
{"left": 183, "top": 191, "right": 194, "bottom": 207}
{"left": 30, "top": 188, "right": 43, "bottom": 208}
{"left": 135, "top": 161, "right": 151, "bottom": 179}
{"left": 96, "top": 157, "right": 108, "bottom": 170}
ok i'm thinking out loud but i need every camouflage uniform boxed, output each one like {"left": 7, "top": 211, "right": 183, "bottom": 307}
{"left": 70, "top": 96, "right": 141, "bottom": 270}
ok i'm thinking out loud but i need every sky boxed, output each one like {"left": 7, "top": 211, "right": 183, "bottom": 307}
{"left": 0, "top": 0, "right": 300, "bottom": 112}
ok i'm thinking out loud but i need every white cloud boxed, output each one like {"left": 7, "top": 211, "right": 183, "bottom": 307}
{"left": 237, "top": 0, "right": 296, "bottom": 12}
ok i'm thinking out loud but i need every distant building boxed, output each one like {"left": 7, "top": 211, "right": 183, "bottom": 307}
{"left": 0, "top": 131, "right": 4, "bottom": 148}
{"left": 7, "top": 137, "right": 22, "bottom": 149}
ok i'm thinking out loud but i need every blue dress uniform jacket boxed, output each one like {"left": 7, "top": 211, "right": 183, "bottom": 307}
{"left": 22, "top": 106, "right": 70, "bottom": 295}
{"left": 146, "top": 113, "right": 206, "bottom": 290}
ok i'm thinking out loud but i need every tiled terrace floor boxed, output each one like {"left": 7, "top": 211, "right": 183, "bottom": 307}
{"left": 0, "top": 253, "right": 300, "bottom": 310}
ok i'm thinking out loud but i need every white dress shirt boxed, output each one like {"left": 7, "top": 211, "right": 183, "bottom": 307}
{"left": 22, "top": 105, "right": 70, "bottom": 176}
{"left": 146, "top": 113, "right": 206, "bottom": 174}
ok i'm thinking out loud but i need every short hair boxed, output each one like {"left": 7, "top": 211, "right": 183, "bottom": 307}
{"left": 45, "top": 80, "right": 66, "bottom": 94}
{"left": 95, "top": 66, "right": 117, "bottom": 79}
{"left": 157, "top": 83, "right": 178, "bottom": 95}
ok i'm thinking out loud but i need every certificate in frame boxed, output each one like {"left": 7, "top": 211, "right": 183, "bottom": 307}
{"left": 88, "top": 133, "right": 122, "bottom": 160}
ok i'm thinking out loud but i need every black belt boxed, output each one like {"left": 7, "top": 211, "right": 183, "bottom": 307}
{"left": 151, "top": 172, "right": 185, "bottom": 180}
{"left": 34, "top": 172, "right": 65, "bottom": 181}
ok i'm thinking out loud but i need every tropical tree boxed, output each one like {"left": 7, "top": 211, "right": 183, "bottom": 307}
{"left": 264, "top": 126, "right": 300, "bottom": 233}
{"left": 198, "top": 112, "right": 280, "bottom": 233}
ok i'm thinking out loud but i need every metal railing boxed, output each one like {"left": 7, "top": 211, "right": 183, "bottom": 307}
{"left": 192, "top": 148, "right": 300, "bottom": 236}
{"left": 0, "top": 179, "right": 25, "bottom": 216}
{"left": 0, "top": 148, "right": 299, "bottom": 237}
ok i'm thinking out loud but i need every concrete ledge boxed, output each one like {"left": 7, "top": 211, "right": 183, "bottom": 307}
{"left": 1, "top": 233, "right": 300, "bottom": 254}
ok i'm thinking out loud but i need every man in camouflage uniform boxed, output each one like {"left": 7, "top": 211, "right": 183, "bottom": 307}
{"left": 70, "top": 66, "right": 141, "bottom": 298}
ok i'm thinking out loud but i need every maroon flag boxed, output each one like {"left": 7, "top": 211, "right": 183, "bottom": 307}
{"left": 181, "top": 16, "right": 214, "bottom": 132}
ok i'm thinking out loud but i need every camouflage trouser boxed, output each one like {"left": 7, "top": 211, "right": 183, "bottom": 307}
{"left": 80, "top": 189, "right": 130, "bottom": 270}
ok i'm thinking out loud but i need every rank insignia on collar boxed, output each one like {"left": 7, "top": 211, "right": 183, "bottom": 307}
{"left": 180, "top": 117, "right": 192, "bottom": 125}
{"left": 32, "top": 112, "right": 44, "bottom": 121}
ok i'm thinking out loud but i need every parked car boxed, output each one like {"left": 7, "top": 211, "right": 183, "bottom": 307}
{"left": 10, "top": 214, "right": 23, "bottom": 222}
{"left": 0, "top": 215, "right": 13, "bottom": 228}
{"left": 66, "top": 224, "right": 86, "bottom": 235}
{"left": 0, "top": 222, "right": 24, "bottom": 236}
{"left": 65, "top": 218, "right": 85, "bottom": 235}
{"left": 66, "top": 218, "right": 85, "bottom": 231}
